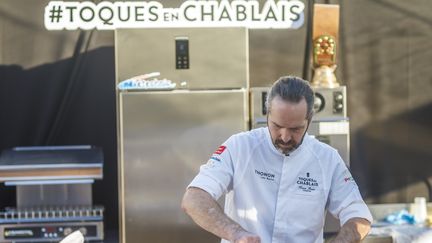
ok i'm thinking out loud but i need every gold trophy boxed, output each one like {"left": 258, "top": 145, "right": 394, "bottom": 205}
{"left": 311, "top": 4, "right": 340, "bottom": 88}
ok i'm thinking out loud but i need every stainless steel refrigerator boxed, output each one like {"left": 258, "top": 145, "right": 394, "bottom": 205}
{"left": 116, "top": 28, "right": 249, "bottom": 243}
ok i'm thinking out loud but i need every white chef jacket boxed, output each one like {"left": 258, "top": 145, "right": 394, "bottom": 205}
{"left": 188, "top": 127, "right": 373, "bottom": 243}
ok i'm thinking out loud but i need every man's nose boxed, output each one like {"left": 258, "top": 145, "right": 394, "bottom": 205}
{"left": 280, "top": 129, "right": 292, "bottom": 143}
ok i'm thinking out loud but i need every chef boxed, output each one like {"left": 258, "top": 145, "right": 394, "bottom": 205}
{"left": 182, "top": 76, "right": 372, "bottom": 243}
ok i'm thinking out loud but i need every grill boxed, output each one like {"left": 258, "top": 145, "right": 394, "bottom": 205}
{"left": 0, "top": 206, "right": 104, "bottom": 224}
{"left": 0, "top": 146, "right": 104, "bottom": 242}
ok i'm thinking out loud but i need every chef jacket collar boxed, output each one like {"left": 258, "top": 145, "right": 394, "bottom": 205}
{"left": 265, "top": 127, "right": 309, "bottom": 158}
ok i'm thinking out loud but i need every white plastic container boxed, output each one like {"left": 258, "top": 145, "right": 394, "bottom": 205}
{"left": 412, "top": 197, "right": 428, "bottom": 224}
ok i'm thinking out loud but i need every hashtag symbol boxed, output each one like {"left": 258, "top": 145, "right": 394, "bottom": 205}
{"left": 49, "top": 5, "right": 63, "bottom": 23}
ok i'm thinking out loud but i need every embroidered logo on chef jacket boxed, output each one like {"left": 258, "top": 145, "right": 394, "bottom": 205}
{"left": 204, "top": 158, "right": 217, "bottom": 168}
{"left": 342, "top": 170, "right": 356, "bottom": 185}
{"left": 209, "top": 156, "right": 221, "bottom": 162}
{"left": 204, "top": 145, "right": 226, "bottom": 168}
{"left": 296, "top": 172, "right": 319, "bottom": 193}
{"left": 214, "top": 145, "right": 226, "bottom": 155}
{"left": 254, "top": 169, "right": 275, "bottom": 181}
{"left": 211, "top": 145, "right": 227, "bottom": 161}
{"left": 204, "top": 155, "right": 222, "bottom": 168}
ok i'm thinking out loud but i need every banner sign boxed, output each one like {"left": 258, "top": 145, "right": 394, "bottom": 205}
{"left": 45, "top": 0, "right": 305, "bottom": 30}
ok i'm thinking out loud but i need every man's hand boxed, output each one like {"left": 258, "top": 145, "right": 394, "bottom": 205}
{"left": 330, "top": 217, "right": 371, "bottom": 243}
{"left": 233, "top": 231, "right": 261, "bottom": 243}
{"left": 182, "top": 187, "right": 261, "bottom": 242}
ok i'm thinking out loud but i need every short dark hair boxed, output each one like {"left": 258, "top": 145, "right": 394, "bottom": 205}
{"left": 265, "top": 76, "right": 314, "bottom": 119}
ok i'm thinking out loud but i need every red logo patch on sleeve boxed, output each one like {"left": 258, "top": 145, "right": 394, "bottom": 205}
{"left": 214, "top": 145, "right": 226, "bottom": 155}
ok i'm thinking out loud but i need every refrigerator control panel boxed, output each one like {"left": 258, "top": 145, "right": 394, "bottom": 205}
{"left": 175, "top": 37, "right": 189, "bottom": 69}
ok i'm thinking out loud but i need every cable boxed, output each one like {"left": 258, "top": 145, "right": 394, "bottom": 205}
{"left": 45, "top": 29, "right": 95, "bottom": 145}
{"left": 302, "top": 0, "right": 314, "bottom": 81}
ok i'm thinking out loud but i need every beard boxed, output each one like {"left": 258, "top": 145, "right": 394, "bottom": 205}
{"left": 274, "top": 139, "right": 299, "bottom": 155}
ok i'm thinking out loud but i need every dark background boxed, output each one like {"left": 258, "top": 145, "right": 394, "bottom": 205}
{"left": 1, "top": 0, "right": 432, "bottom": 235}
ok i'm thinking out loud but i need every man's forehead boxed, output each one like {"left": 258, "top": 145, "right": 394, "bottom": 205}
{"left": 269, "top": 97, "right": 308, "bottom": 116}
{"left": 268, "top": 115, "right": 308, "bottom": 126}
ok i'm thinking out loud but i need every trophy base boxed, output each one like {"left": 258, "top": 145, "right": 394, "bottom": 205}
{"left": 311, "top": 81, "right": 340, "bottom": 89}
{"left": 312, "top": 65, "right": 340, "bottom": 89}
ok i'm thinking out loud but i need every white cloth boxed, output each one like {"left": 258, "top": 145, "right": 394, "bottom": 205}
{"left": 189, "top": 127, "right": 373, "bottom": 243}
{"left": 370, "top": 225, "right": 432, "bottom": 243}
{"left": 59, "top": 231, "right": 84, "bottom": 243}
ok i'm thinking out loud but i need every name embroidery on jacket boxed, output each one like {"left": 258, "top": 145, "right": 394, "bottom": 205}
{"left": 296, "top": 172, "right": 319, "bottom": 192}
